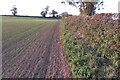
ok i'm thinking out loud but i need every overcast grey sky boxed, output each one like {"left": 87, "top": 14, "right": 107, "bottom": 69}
{"left": 0, "top": 0, "right": 119, "bottom": 16}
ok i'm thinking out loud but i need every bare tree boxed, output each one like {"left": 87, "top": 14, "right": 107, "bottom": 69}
{"left": 41, "top": 11, "right": 47, "bottom": 17}
{"left": 41, "top": 6, "right": 49, "bottom": 17}
{"left": 50, "top": 10, "right": 58, "bottom": 17}
{"left": 10, "top": 5, "right": 17, "bottom": 16}
{"left": 61, "top": 12, "right": 69, "bottom": 18}
{"left": 61, "top": 0, "right": 104, "bottom": 16}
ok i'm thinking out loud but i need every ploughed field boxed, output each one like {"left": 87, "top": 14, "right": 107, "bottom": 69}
{"left": 2, "top": 16, "right": 71, "bottom": 78}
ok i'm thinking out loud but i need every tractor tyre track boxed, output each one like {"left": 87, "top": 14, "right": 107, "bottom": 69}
{"left": 2, "top": 21, "right": 71, "bottom": 78}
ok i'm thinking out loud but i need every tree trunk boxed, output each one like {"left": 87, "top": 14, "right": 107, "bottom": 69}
{"left": 12, "top": 12, "right": 16, "bottom": 16}
{"left": 53, "top": 14, "right": 55, "bottom": 17}
{"left": 43, "top": 14, "right": 46, "bottom": 18}
{"left": 80, "top": 2, "right": 95, "bottom": 16}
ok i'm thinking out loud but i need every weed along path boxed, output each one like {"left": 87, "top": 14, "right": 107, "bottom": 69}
{"left": 2, "top": 17, "right": 71, "bottom": 78}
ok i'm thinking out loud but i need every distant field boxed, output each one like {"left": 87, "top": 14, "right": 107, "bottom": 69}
{"left": 2, "top": 16, "right": 57, "bottom": 47}
{"left": 2, "top": 16, "right": 57, "bottom": 52}
{"left": 2, "top": 16, "right": 71, "bottom": 78}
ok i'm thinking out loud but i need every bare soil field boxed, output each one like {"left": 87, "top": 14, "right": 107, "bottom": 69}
{"left": 2, "top": 16, "right": 71, "bottom": 78}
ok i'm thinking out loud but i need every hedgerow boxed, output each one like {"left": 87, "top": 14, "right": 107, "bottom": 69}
{"left": 61, "top": 13, "right": 120, "bottom": 78}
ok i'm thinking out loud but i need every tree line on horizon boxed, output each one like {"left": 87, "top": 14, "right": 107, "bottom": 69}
{"left": 10, "top": 0, "right": 104, "bottom": 17}
{"left": 10, "top": 5, "right": 70, "bottom": 18}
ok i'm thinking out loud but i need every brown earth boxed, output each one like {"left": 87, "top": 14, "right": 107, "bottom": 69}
{"left": 2, "top": 21, "right": 71, "bottom": 78}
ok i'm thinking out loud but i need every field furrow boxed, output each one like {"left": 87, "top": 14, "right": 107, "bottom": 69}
{"left": 2, "top": 16, "right": 71, "bottom": 78}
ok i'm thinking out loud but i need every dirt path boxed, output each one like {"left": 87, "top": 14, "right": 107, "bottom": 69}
{"left": 2, "top": 21, "right": 71, "bottom": 78}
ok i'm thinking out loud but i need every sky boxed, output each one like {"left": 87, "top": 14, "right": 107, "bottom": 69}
{"left": 0, "top": 0, "right": 119, "bottom": 16}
